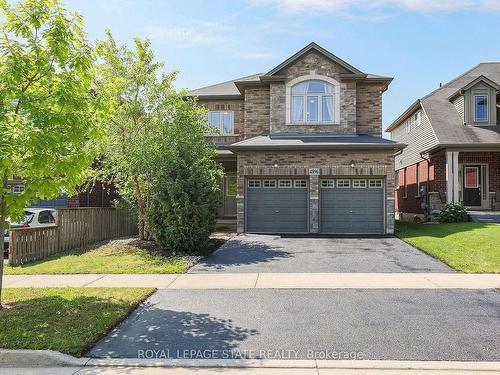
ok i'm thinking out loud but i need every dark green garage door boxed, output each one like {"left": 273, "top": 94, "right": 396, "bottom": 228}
{"left": 246, "top": 178, "right": 308, "bottom": 233}
{"left": 320, "top": 178, "right": 385, "bottom": 234}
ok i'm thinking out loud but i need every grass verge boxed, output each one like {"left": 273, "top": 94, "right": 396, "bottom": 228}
{"left": 0, "top": 287, "right": 154, "bottom": 356}
{"left": 396, "top": 222, "right": 499, "bottom": 273}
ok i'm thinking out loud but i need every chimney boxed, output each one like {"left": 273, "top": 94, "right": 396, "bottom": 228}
{"left": 439, "top": 83, "right": 442, "bottom": 87}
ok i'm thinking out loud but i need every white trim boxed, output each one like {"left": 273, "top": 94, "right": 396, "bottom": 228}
{"left": 352, "top": 179, "right": 367, "bottom": 188}
{"left": 294, "top": 180, "right": 308, "bottom": 188}
{"left": 336, "top": 179, "right": 351, "bottom": 188}
{"left": 321, "top": 179, "right": 335, "bottom": 188}
{"left": 247, "top": 180, "right": 261, "bottom": 188}
{"left": 262, "top": 179, "right": 277, "bottom": 188}
{"left": 285, "top": 74, "right": 340, "bottom": 125}
{"left": 278, "top": 179, "right": 293, "bottom": 188}
{"left": 369, "top": 179, "right": 383, "bottom": 188}
{"left": 208, "top": 110, "right": 235, "bottom": 134}
{"left": 464, "top": 166, "right": 479, "bottom": 188}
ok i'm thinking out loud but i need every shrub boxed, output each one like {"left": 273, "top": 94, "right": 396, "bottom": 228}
{"left": 437, "top": 203, "right": 468, "bottom": 223}
{"left": 146, "top": 99, "right": 222, "bottom": 254}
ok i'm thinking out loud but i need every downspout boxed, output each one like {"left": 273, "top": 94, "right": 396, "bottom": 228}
{"left": 420, "top": 151, "right": 431, "bottom": 221}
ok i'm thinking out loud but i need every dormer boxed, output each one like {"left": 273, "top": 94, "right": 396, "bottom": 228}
{"left": 449, "top": 75, "right": 500, "bottom": 126}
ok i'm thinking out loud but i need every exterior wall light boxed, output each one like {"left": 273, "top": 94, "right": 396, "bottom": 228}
{"left": 273, "top": 160, "right": 279, "bottom": 168}
{"left": 349, "top": 160, "right": 356, "bottom": 168}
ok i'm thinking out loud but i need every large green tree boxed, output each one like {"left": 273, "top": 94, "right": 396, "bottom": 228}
{"left": 95, "top": 31, "right": 221, "bottom": 249}
{"left": 0, "top": 0, "right": 102, "bottom": 306}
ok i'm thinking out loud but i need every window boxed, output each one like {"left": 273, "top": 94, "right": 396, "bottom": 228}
{"left": 38, "top": 210, "right": 55, "bottom": 224}
{"left": 248, "top": 180, "right": 261, "bottom": 188}
{"left": 352, "top": 179, "right": 367, "bottom": 188}
{"left": 321, "top": 179, "right": 335, "bottom": 188}
{"left": 291, "top": 80, "right": 335, "bottom": 123}
{"left": 414, "top": 110, "right": 422, "bottom": 127}
{"left": 406, "top": 119, "right": 411, "bottom": 133}
{"left": 278, "top": 179, "right": 292, "bottom": 188}
{"left": 294, "top": 180, "right": 307, "bottom": 188}
{"left": 337, "top": 179, "right": 351, "bottom": 188}
{"left": 12, "top": 184, "right": 25, "bottom": 194}
{"left": 464, "top": 167, "right": 479, "bottom": 188}
{"left": 208, "top": 111, "right": 234, "bottom": 134}
{"left": 263, "top": 179, "right": 277, "bottom": 188}
{"left": 474, "top": 95, "right": 488, "bottom": 122}
{"left": 226, "top": 176, "right": 237, "bottom": 196}
{"left": 369, "top": 180, "right": 383, "bottom": 188}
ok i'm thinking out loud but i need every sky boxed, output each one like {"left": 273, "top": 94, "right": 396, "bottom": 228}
{"left": 63, "top": 0, "right": 500, "bottom": 135}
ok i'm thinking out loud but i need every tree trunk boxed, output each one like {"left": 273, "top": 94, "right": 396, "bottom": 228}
{"left": 0, "top": 171, "right": 8, "bottom": 309}
{"left": 132, "top": 176, "right": 149, "bottom": 240}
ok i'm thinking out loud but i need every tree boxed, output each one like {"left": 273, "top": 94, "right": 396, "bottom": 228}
{"left": 94, "top": 30, "right": 178, "bottom": 240}
{"left": 0, "top": 0, "right": 102, "bottom": 307}
{"left": 146, "top": 97, "right": 222, "bottom": 253}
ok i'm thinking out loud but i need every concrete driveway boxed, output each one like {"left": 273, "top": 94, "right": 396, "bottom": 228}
{"left": 89, "top": 288, "right": 500, "bottom": 360}
{"left": 189, "top": 235, "right": 453, "bottom": 273}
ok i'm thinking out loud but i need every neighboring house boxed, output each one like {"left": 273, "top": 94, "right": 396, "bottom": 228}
{"left": 387, "top": 63, "right": 500, "bottom": 221}
{"left": 7, "top": 179, "right": 117, "bottom": 209}
{"left": 188, "top": 42, "right": 404, "bottom": 234}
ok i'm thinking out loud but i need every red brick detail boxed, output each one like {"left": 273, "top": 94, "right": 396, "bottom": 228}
{"left": 459, "top": 152, "right": 500, "bottom": 191}
{"left": 395, "top": 160, "right": 429, "bottom": 214}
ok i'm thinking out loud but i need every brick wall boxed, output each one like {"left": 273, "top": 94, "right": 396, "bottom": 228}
{"left": 356, "top": 82, "right": 384, "bottom": 137}
{"left": 395, "top": 160, "right": 429, "bottom": 215}
{"left": 68, "top": 181, "right": 119, "bottom": 208}
{"left": 459, "top": 151, "right": 500, "bottom": 191}
{"left": 244, "top": 86, "right": 270, "bottom": 138}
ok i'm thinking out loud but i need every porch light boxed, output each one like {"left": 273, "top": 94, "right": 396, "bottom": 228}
{"left": 349, "top": 160, "right": 356, "bottom": 168}
{"left": 273, "top": 160, "right": 279, "bottom": 168}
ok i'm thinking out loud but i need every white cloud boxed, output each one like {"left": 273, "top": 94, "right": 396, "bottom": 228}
{"left": 251, "top": 0, "right": 500, "bottom": 15}
{"left": 144, "top": 24, "right": 231, "bottom": 48}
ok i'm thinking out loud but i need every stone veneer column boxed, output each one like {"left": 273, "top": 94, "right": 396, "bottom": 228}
{"left": 309, "top": 175, "right": 319, "bottom": 233}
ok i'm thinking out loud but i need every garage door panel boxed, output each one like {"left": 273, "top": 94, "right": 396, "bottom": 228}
{"left": 320, "top": 180, "right": 384, "bottom": 234}
{"left": 246, "top": 181, "right": 308, "bottom": 233}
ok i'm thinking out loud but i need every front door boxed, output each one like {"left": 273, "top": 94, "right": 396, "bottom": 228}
{"left": 463, "top": 166, "right": 481, "bottom": 207}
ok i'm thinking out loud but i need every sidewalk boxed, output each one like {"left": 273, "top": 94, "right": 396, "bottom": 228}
{"left": 3, "top": 272, "right": 500, "bottom": 289}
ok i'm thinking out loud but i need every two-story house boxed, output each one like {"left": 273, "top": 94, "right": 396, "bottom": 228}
{"left": 188, "top": 43, "right": 404, "bottom": 234}
{"left": 387, "top": 63, "right": 500, "bottom": 220}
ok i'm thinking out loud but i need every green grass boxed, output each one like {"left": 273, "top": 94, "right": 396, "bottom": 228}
{"left": 0, "top": 287, "right": 154, "bottom": 356}
{"left": 5, "top": 240, "right": 187, "bottom": 274}
{"left": 396, "top": 222, "right": 500, "bottom": 273}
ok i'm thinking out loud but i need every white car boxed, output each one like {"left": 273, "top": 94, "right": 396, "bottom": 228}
{"left": 3, "top": 208, "right": 57, "bottom": 257}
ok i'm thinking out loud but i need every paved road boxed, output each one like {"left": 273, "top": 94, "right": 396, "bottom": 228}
{"left": 189, "top": 235, "right": 453, "bottom": 273}
{"left": 89, "top": 289, "right": 500, "bottom": 361}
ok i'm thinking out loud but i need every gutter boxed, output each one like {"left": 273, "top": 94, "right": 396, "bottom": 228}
{"left": 228, "top": 143, "right": 406, "bottom": 152}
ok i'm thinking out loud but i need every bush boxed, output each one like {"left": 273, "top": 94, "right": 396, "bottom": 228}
{"left": 437, "top": 203, "right": 468, "bottom": 223}
{"left": 146, "top": 99, "right": 222, "bottom": 254}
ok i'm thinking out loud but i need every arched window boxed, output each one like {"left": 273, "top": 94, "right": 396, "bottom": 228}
{"left": 291, "top": 80, "right": 335, "bottom": 123}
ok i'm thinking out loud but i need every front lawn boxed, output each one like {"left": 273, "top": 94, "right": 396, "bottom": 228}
{"left": 0, "top": 288, "right": 154, "bottom": 356}
{"left": 396, "top": 222, "right": 500, "bottom": 273}
{"left": 5, "top": 238, "right": 188, "bottom": 274}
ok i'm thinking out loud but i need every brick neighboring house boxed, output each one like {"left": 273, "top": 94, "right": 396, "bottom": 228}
{"left": 387, "top": 63, "right": 500, "bottom": 221}
{"left": 188, "top": 43, "right": 404, "bottom": 234}
{"left": 7, "top": 179, "right": 118, "bottom": 209}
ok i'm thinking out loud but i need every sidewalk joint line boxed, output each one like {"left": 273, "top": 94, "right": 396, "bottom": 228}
{"left": 165, "top": 274, "right": 180, "bottom": 289}
{"left": 254, "top": 273, "right": 260, "bottom": 288}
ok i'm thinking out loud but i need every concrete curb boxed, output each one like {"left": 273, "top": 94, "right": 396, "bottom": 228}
{"left": 1, "top": 350, "right": 500, "bottom": 371}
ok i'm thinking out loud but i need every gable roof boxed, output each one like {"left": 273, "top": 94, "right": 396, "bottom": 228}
{"left": 386, "top": 63, "right": 500, "bottom": 147}
{"left": 263, "top": 42, "right": 364, "bottom": 77}
{"left": 187, "top": 43, "right": 392, "bottom": 98}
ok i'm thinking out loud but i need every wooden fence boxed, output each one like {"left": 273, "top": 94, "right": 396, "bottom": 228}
{"left": 9, "top": 208, "right": 138, "bottom": 266}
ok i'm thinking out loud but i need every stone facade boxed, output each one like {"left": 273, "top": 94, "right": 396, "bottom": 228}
{"left": 356, "top": 82, "right": 385, "bottom": 136}
{"left": 270, "top": 51, "right": 360, "bottom": 135}
{"left": 236, "top": 150, "right": 395, "bottom": 234}
{"left": 244, "top": 86, "right": 270, "bottom": 138}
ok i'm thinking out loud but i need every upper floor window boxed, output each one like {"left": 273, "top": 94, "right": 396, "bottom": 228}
{"left": 474, "top": 95, "right": 488, "bottom": 122}
{"left": 414, "top": 110, "right": 422, "bottom": 127}
{"left": 208, "top": 111, "right": 234, "bottom": 134}
{"left": 12, "top": 184, "right": 25, "bottom": 194}
{"left": 291, "top": 80, "right": 335, "bottom": 123}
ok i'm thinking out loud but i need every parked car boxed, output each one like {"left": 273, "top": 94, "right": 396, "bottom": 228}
{"left": 3, "top": 208, "right": 57, "bottom": 258}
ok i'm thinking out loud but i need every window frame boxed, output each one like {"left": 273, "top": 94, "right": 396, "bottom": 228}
{"left": 352, "top": 179, "right": 367, "bottom": 188}
{"left": 414, "top": 110, "right": 422, "bottom": 127}
{"left": 369, "top": 179, "right": 383, "bottom": 189}
{"left": 12, "top": 184, "right": 25, "bottom": 194}
{"left": 247, "top": 180, "right": 261, "bottom": 188}
{"left": 262, "top": 179, "right": 277, "bottom": 188}
{"left": 336, "top": 179, "right": 351, "bottom": 188}
{"left": 403, "top": 168, "right": 408, "bottom": 198}
{"left": 294, "top": 180, "right": 308, "bottom": 188}
{"left": 321, "top": 179, "right": 335, "bottom": 188}
{"left": 464, "top": 166, "right": 479, "bottom": 188}
{"left": 278, "top": 179, "right": 293, "bottom": 188}
{"left": 226, "top": 176, "right": 237, "bottom": 197}
{"left": 473, "top": 94, "right": 488, "bottom": 122}
{"left": 415, "top": 164, "right": 421, "bottom": 197}
{"left": 207, "top": 110, "right": 235, "bottom": 134}
{"left": 286, "top": 75, "right": 340, "bottom": 125}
